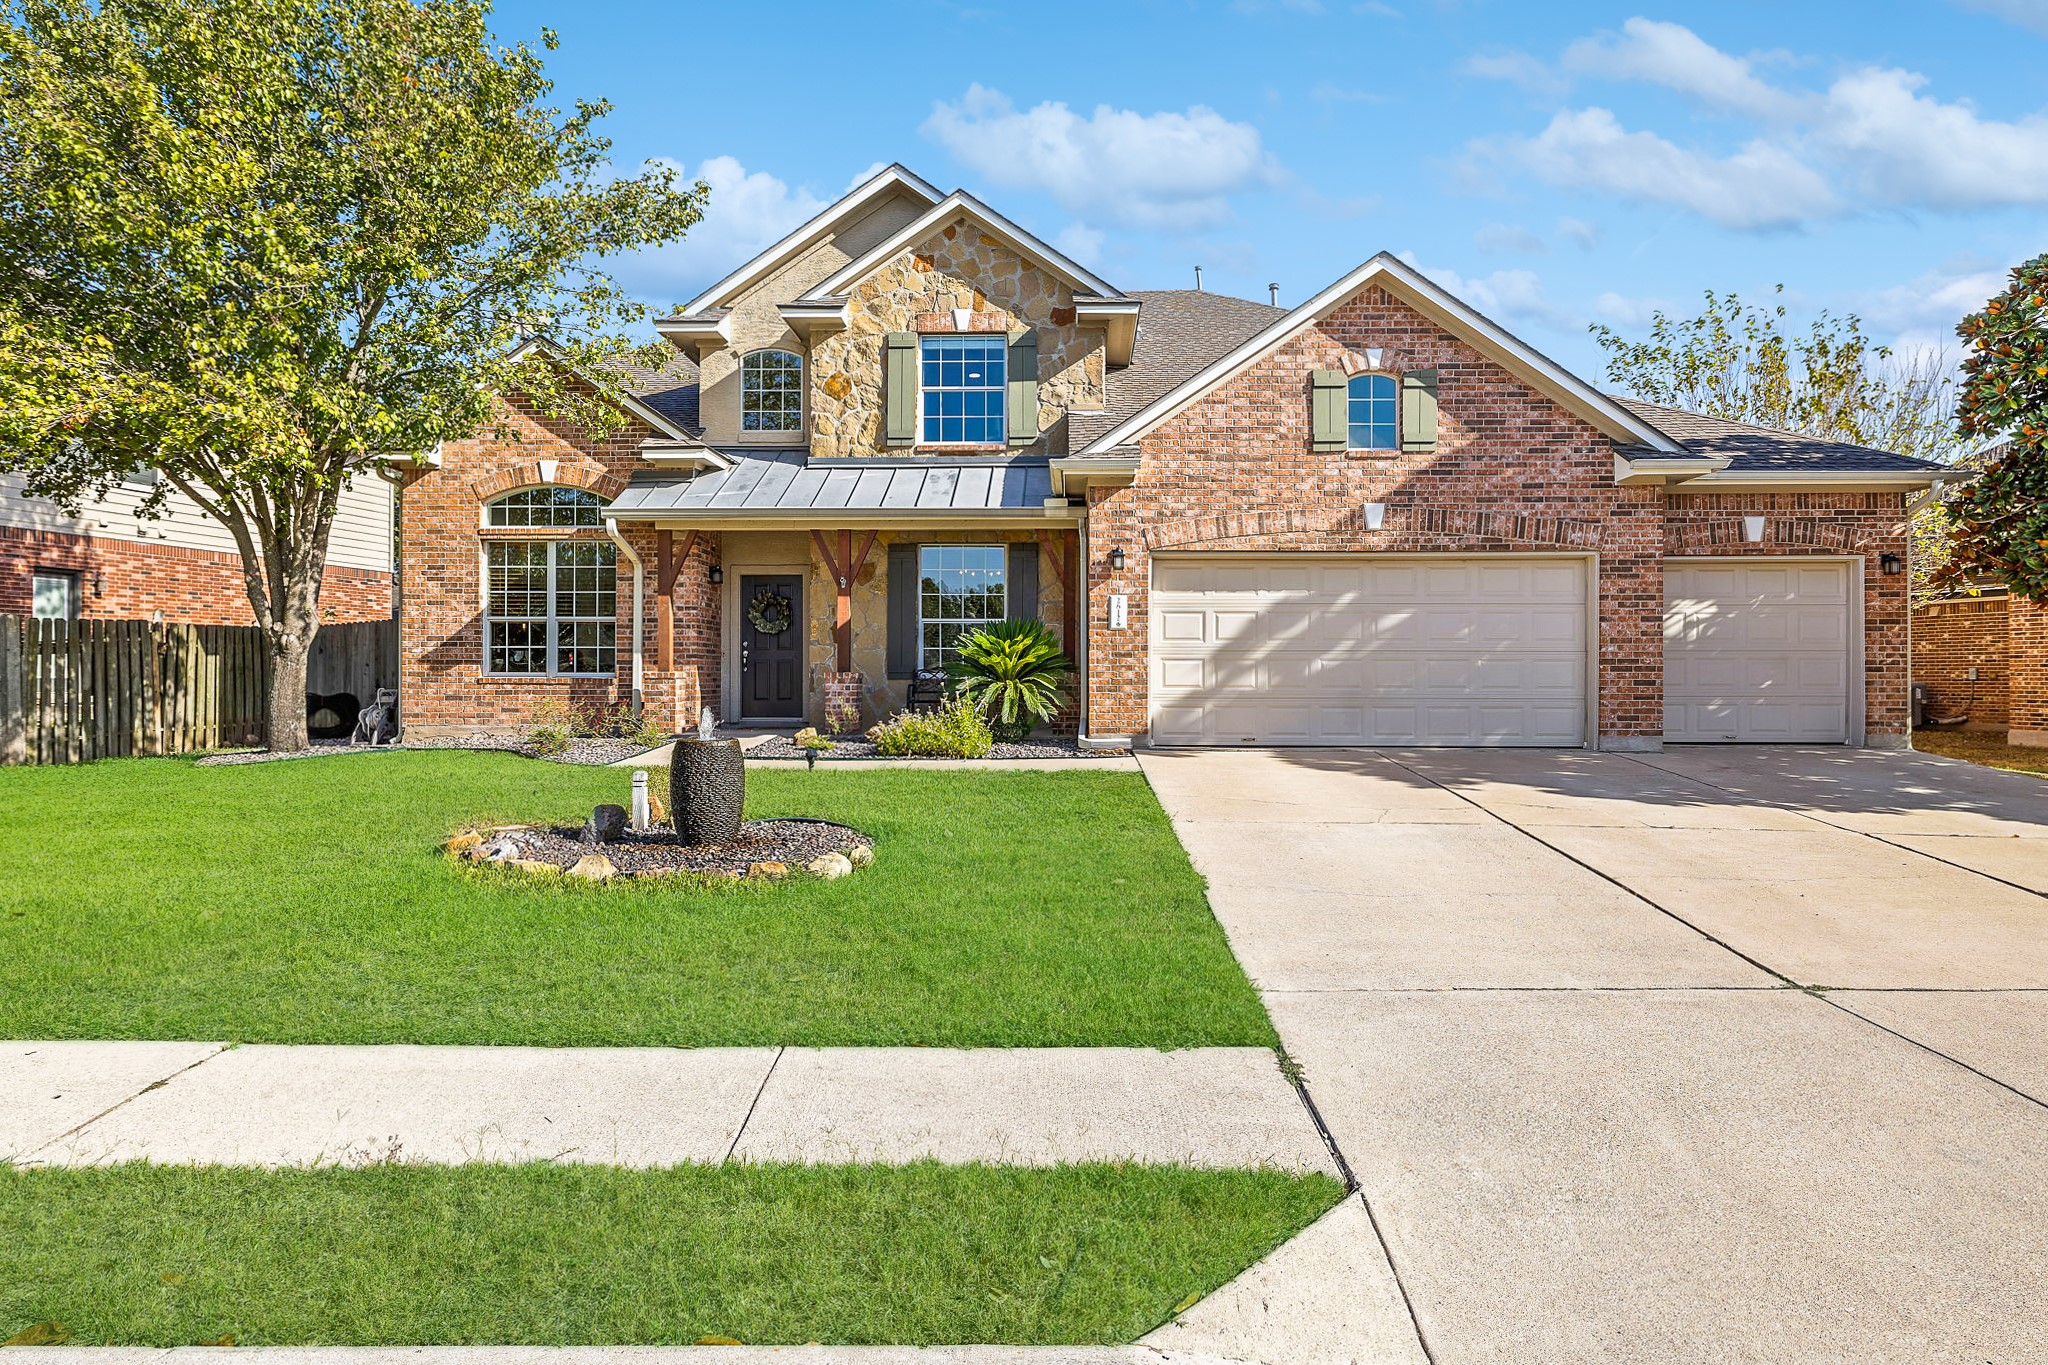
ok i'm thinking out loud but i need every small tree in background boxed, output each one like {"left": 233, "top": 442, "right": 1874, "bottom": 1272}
{"left": 1933, "top": 254, "right": 2048, "bottom": 602}
{"left": 0, "top": 0, "right": 706, "bottom": 749}
{"left": 1592, "top": 287, "right": 1969, "bottom": 599}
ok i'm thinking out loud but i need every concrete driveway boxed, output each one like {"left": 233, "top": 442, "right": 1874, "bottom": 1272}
{"left": 1139, "top": 745, "right": 2048, "bottom": 1364}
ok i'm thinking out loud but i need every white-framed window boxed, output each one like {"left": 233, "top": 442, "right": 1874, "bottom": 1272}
{"left": 921, "top": 335, "right": 1006, "bottom": 445}
{"left": 741, "top": 349, "right": 803, "bottom": 433}
{"left": 485, "top": 540, "right": 616, "bottom": 677}
{"left": 919, "top": 544, "right": 1006, "bottom": 669}
{"left": 31, "top": 569, "right": 80, "bottom": 620}
{"left": 482, "top": 487, "right": 615, "bottom": 677}
{"left": 486, "top": 485, "right": 608, "bottom": 529}
{"left": 1347, "top": 373, "right": 1398, "bottom": 450}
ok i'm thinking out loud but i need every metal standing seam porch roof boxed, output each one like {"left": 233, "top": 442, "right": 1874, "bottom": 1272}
{"left": 606, "top": 450, "right": 1061, "bottom": 520}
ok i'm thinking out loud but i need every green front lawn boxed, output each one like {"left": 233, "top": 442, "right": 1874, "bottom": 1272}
{"left": 0, "top": 1162, "right": 1343, "bottom": 1346}
{"left": 0, "top": 752, "right": 1270, "bottom": 1048}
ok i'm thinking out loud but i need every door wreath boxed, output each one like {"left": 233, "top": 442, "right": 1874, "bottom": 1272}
{"left": 747, "top": 589, "right": 794, "bottom": 635}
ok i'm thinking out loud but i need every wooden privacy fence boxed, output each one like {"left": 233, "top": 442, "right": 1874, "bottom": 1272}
{"left": 0, "top": 615, "right": 398, "bottom": 765}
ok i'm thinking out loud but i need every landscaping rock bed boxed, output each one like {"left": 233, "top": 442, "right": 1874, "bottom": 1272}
{"left": 197, "top": 735, "right": 655, "bottom": 767}
{"left": 450, "top": 818, "right": 873, "bottom": 882}
{"left": 743, "top": 735, "right": 1121, "bottom": 761}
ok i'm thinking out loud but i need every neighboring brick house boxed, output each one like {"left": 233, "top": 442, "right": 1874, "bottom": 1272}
{"left": 394, "top": 163, "right": 1956, "bottom": 748}
{"left": 0, "top": 468, "right": 394, "bottom": 625}
{"left": 1912, "top": 591, "right": 2009, "bottom": 729}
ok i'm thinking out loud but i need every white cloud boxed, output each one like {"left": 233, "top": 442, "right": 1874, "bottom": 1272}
{"left": 1592, "top": 291, "right": 1668, "bottom": 328}
{"left": 1557, "top": 216, "right": 1601, "bottom": 249}
{"left": 1472, "top": 20, "right": 2048, "bottom": 229}
{"left": 1398, "top": 253, "right": 1575, "bottom": 332}
{"left": 1463, "top": 50, "right": 1569, "bottom": 98}
{"left": 1859, "top": 259, "right": 2008, "bottom": 354}
{"left": 1561, "top": 18, "right": 1803, "bottom": 120}
{"left": 1053, "top": 223, "right": 1107, "bottom": 267}
{"left": 922, "top": 85, "right": 1282, "bottom": 230}
{"left": 613, "top": 156, "right": 829, "bottom": 303}
{"left": 1954, "top": 0, "right": 2048, "bottom": 35}
{"left": 1474, "top": 223, "right": 1546, "bottom": 255}
{"left": 1485, "top": 108, "right": 1839, "bottom": 230}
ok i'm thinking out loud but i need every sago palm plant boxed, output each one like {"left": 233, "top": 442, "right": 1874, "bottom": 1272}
{"left": 946, "top": 618, "right": 1074, "bottom": 743}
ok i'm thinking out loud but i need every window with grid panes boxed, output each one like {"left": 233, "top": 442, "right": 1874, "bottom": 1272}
{"left": 920, "top": 336, "right": 1005, "bottom": 445}
{"left": 483, "top": 489, "right": 616, "bottom": 676}
{"left": 918, "top": 544, "right": 1006, "bottom": 669}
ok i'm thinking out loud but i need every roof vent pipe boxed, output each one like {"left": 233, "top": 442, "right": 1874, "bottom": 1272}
{"left": 1194, "top": 265, "right": 1204, "bottom": 292}
{"left": 1269, "top": 283, "right": 1280, "bottom": 307}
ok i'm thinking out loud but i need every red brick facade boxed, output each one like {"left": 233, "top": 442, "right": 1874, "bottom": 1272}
{"left": 1911, "top": 595, "right": 2009, "bottom": 729}
{"left": 0, "top": 524, "right": 391, "bottom": 625}
{"left": 1082, "top": 285, "right": 1912, "bottom": 747}
{"left": 397, "top": 393, "right": 720, "bottom": 736}
{"left": 2009, "top": 598, "right": 2048, "bottom": 746}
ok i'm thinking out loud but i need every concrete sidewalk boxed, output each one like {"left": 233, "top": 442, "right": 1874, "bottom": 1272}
{"left": 4, "top": 1041, "right": 1333, "bottom": 1175}
{"left": 0, "top": 1351, "right": 1212, "bottom": 1364}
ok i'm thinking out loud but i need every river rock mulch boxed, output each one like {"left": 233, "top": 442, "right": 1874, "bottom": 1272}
{"left": 196, "top": 735, "right": 653, "bottom": 768}
{"left": 743, "top": 734, "right": 1121, "bottom": 761}
{"left": 452, "top": 818, "right": 873, "bottom": 882}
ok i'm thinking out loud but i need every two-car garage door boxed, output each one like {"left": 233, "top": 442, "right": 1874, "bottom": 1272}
{"left": 1150, "top": 556, "right": 1589, "bottom": 746}
{"left": 1147, "top": 554, "right": 1855, "bottom": 747}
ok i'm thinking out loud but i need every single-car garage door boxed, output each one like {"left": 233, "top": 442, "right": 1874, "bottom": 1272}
{"left": 1150, "top": 555, "right": 1589, "bottom": 746}
{"left": 1663, "top": 560, "right": 1853, "bottom": 743}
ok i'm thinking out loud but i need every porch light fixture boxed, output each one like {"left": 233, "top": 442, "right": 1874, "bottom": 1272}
{"left": 1109, "top": 546, "right": 1126, "bottom": 572}
{"left": 1742, "top": 515, "right": 1767, "bottom": 544}
{"left": 708, "top": 563, "right": 724, "bottom": 585}
{"left": 1880, "top": 553, "right": 1903, "bottom": 576}
{"left": 1364, "top": 502, "right": 1386, "bottom": 532}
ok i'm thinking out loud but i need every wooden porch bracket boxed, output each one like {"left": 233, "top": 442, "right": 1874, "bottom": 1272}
{"left": 1036, "top": 529, "right": 1079, "bottom": 658}
{"left": 811, "top": 529, "right": 879, "bottom": 674}
{"left": 654, "top": 530, "right": 696, "bottom": 672}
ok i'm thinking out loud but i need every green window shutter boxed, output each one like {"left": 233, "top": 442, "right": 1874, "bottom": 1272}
{"left": 1007, "top": 331, "right": 1040, "bottom": 444}
{"left": 887, "top": 542, "right": 920, "bottom": 677}
{"left": 1006, "top": 541, "right": 1040, "bottom": 623}
{"left": 884, "top": 332, "right": 917, "bottom": 447}
{"left": 1310, "top": 369, "right": 1347, "bottom": 451}
{"left": 1402, "top": 369, "right": 1439, "bottom": 452}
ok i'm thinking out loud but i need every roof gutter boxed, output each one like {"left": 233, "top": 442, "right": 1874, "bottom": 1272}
{"left": 1613, "top": 453, "right": 1732, "bottom": 486}
{"left": 1671, "top": 469, "right": 1968, "bottom": 493}
{"left": 1050, "top": 454, "right": 1139, "bottom": 495}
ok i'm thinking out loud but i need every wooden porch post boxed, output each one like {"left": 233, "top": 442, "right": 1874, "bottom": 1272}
{"left": 811, "top": 529, "right": 880, "bottom": 675}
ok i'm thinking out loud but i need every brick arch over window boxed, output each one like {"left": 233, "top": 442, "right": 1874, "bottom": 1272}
{"left": 1143, "top": 507, "right": 1602, "bottom": 552}
{"left": 469, "top": 461, "right": 627, "bottom": 504}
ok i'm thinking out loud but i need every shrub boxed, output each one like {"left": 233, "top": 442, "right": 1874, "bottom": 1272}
{"left": 869, "top": 698, "right": 993, "bottom": 758}
{"left": 629, "top": 713, "right": 672, "bottom": 748}
{"left": 526, "top": 698, "right": 583, "bottom": 755}
{"left": 946, "top": 618, "right": 1073, "bottom": 744}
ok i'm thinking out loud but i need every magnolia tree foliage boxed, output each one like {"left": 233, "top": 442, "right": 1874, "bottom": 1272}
{"left": 0, "top": 0, "right": 706, "bottom": 747}
{"left": 1592, "top": 287, "right": 1969, "bottom": 600}
{"left": 1934, "top": 254, "right": 2048, "bottom": 602}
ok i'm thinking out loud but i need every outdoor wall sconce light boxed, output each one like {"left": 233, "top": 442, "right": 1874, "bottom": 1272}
{"left": 1364, "top": 502, "right": 1387, "bottom": 531}
{"left": 90, "top": 571, "right": 105, "bottom": 597}
{"left": 707, "top": 564, "right": 724, "bottom": 585}
{"left": 1742, "top": 515, "right": 1767, "bottom": 544}
{"left": 1109, "top": 546, "right": 1127, "bottom": 572}
{"left": 1880, "top": 553, "right": 1903, "bottom": 576}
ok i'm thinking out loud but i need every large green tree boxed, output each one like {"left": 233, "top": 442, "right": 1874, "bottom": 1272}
{"left": 1934, "top": 254, "right": 2048, "bottom": 601}
{"left": 1592, "top": 287, "right": 1969, "bottom": 598}
{"left": 0, "top": 0, "right": 705, "bottom": 748}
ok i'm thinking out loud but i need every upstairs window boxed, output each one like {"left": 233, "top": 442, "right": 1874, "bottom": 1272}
{"left": 486, "top": 486, "right": 608, "bottom": 528}
{"left": 1348, "top": 373, "right": 1398, "bottom": 451}
{"left": 741, "top": 349, "right": 803, "bottom": 433}
{"left": 921, "top": 335, "right": 1006, "bottom": 445}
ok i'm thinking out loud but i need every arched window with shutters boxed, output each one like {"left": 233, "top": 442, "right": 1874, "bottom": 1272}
{"left": 1347, "top": 373, "right": 1399, "bottom": 451}
{"left": 741, "top": 349, "right": 803, "bottom": 433}
{"left": 481, "top": 487, "right": 616, "bottom": 677}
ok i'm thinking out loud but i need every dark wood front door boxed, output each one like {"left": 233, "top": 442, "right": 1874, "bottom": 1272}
{"left": 739, "top": 573, "right": 804, "bottom": 719}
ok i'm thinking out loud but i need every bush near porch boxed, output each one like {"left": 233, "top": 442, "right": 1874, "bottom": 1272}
{"left": 0, "top": 752, "right": 1272, "bottom": 1049}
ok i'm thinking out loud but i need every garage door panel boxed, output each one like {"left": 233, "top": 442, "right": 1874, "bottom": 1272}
{"left": 1150, "top": 555, "right": 1588, "bottom": 747}
{"left": 1157, "top": 609, "right": 1208, "bottom": 644}
{"left": 1664, "top": 561, "right": 1851, "bottom": 744}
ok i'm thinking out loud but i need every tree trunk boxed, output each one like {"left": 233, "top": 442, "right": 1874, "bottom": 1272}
{"left": 268, "top": 628, "right": 312, "bottom": 752}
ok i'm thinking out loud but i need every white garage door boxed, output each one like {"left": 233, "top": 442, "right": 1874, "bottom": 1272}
{"left": 1150, "top": 556, "right": 1589, "bottom": 747}
{"left": 1663, "top": 560, "right": 1853, "bottom": 743}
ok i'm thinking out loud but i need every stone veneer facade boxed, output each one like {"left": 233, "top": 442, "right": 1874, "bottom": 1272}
{"left": 0, "top": 524, "right": 391, "bottom": 625}
{"left": 1081, "top": 285, "right": 1912, "bottom": 748}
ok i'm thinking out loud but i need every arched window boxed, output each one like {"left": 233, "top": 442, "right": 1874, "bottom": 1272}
{"left": 741, "top": 349, "right": 803, "bottom": 433}
{"left": 482, "top": 487, "right": 615, "bottom": 677}
{"left": 485, "top": 485, "right": 609, "bottom": 528}
{"left": 1347, "top": 373, "right": 1398, "bottom": 451}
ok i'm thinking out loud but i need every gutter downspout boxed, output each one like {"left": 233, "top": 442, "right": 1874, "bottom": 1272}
{"left": 605, "top": 518, "right": 645, "bottom": 716}
{"left": 1076, "top": 507, "right": 1090, "bottom": 740}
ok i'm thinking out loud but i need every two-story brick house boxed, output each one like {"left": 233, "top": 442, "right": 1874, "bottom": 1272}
{"left": 396, "top": 163, "right": 1954, "bottom": 749}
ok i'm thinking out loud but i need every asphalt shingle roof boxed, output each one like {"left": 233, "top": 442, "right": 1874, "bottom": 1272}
{"left": 1609, "top": 397, "right": 1945, "bottom": 473}
{"left": 1072, "top": 289, "right": 1286, "bottom": 450}
{"left": 613, "top": 352, "right": 700, "bottom": 435}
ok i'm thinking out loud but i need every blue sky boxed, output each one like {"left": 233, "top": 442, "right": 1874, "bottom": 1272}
{"left": 490, "top": 0, "right": 2048, "bottom": 378}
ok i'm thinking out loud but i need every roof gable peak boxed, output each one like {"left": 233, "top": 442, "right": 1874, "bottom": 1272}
{"left": 799, "top": 189, "right": 1125, "bottom": 303}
